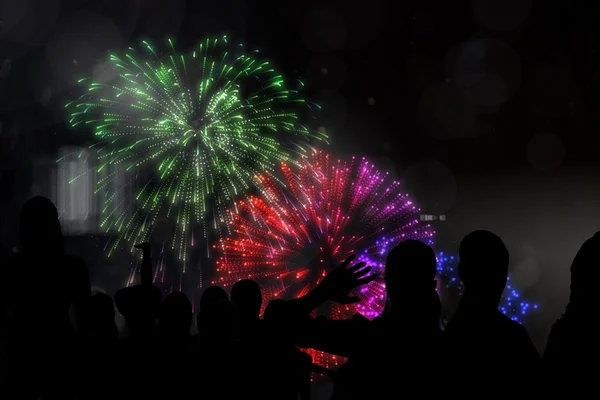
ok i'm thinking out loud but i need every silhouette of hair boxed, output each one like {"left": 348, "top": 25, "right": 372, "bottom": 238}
{"left": 114, "top": 286, "right": 134, "bottom": 318}
{"left": 19, "top": 196, "right": 63, "bottom": 254}
{"left": 197, "top": 286, "right": 229, "bottom": 339}
{"left": 114, "top": 285, "right": 161, "bottom": 324}
{"left": 384, "top": 240, "right": 436, "bottom": 300}
{"left": 199, "top": 285, "right": 229, "bottom": 312}
{"left": 264, "top": 298, "right": 285, "bottom": 317}
{"left": 568, "top": 232, "right": 600, "bottom": 307}
{"left": 458, "top": 230, "right": 509, "bottom": 298}
{"left": 203, "top": 300, "right": 239, "bottom": 343}
{"left": 158, "top": 291, "right": 193, "bottom": 335}
{"left": 231, "top": 279, "right": 262, "bottom": 320}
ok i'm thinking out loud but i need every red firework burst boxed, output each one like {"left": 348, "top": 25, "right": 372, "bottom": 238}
{"left": 213, "top": 151, "right": 434, "bottom": 369}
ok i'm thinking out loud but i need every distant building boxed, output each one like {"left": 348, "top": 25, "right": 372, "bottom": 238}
{"left": 54, "top": 146, "right": 132, "bottom": 234}
{"left": 56, "top": 147, "right": 95, "bottom": 233}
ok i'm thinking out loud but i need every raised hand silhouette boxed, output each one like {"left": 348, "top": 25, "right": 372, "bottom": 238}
{"left": 314, "top": 255, "right": 375, "bottom": 304}
{"left": 134, "top": 242, "right": 152, "bottom": 252}
{"left": 135, "top": 242, "right": 152, "bottom": 286}
{"left": 267, "top": 255, "right": 376, "bottom": 320}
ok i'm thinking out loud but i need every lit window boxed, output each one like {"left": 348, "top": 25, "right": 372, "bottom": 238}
{"left": 56, "top": 147, "right": 95, "bottom": 233}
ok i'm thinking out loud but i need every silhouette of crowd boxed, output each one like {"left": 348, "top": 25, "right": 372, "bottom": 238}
{"left": 0, "top": 196, "right": 596, "bottom": 399}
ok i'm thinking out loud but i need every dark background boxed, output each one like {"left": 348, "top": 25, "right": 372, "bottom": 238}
{"left": 2, "top": 0, "right": 600, "bottom": 355}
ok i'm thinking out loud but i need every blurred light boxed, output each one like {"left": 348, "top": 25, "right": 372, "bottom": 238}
{"left": 57, "top": 147, "right": 94, "bottom": 233}
{"left": 436, "top": 252, "right": 539, "bottom": 324}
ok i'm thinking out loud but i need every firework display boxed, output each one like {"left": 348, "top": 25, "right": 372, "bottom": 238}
{"left": 213, "top": 151, "right": 435, "bottom": 368}
{"left": 436, "top": 252, "right": 538, "bottom": 325}
{"left": 64, "top": 35, "right": 325, "bottom": 276}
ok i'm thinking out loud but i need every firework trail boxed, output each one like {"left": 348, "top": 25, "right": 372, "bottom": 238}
{"left": 64, "top": 35, "right": 326, "bottom": 284}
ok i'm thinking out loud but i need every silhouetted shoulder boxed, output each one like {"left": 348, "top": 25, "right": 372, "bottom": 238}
{"left": 496, "top": 312, "right": 529, "bottom": 333}
{"left": 66, "top": 255, "right": 88, "bottom": 276}
{"left": 63, "top": 255, "right": 90, "bottom": 292}
{"left": 548, "top": 314, "right": 570, "bottom": 333}
{"left": 497, "top": 311, "right": 521, "bottom": 325}
{"left": 544, "top": 313, "right": 590, "bottom": 358}
{"left": 510, "top": 318, "right": 533, "bottom": 339}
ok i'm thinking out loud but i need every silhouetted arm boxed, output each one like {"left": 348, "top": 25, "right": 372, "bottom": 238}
{"left": 265, "top": 301, "right": 370, "bottom": 357}
{"left": 135, "top": 242, "right": 152, "bottom": 286}
{"left": 266, "top": 255, "right": 375, "bottom": 356}
{"left": 293, "top": 318, "right": 371, "bottom": 358}
{"left": 282, "top": 255, "right": 375, "bottom": 318}
{"left": 280, "top": 289, "right": 328, "bottom": 318}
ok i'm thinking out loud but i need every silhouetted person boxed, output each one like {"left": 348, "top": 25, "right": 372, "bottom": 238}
{"left": 429, "top": 288, "right": 443, "bottom": 331}
{"left": 199, "top": 285, "right": 229, "bottom": 311}
{"left": 4, "top": 196, "right": 91, "bottom": 399}
{"left": 187, "top": 300, "right": 245, "bottom": 400}
{"left": 544, "top": 232, "right": 600, "bottom": 394}
{"left": 82, "top": 293, "right": 118, "bottom": 400}
{"left": 230, "top": 279, "right": 306, "bottom": 399}
{"left": 89, "top": 292, "right": 118, "bottom": 346}
{"left": 231, "top": 279, "right": 266, "bottom": 345}
{"left": 194, "top": 285, "right": 228, "bottom": 343}
{"left": 112, "top": 242, "right": 162, "bottom": 400}
{"left": 268, "top": 240, "right": 441, "bottom": 399}
{"left": 149, "top": 291, "right": 192, "bottom": 398}
{"left": 333, "top": 241, "right": 441, "bottom": 399}
{"left": 444, "top": 230, "right": 540, "bottom": 395}
{"left": 157, "top": 291, "right": 192, "bottom": 348}
{"left": 260, "top": 300, "right": 323, "bottom": 400}
{"left": 200, "top": 300, "right": 239, "bottom": 347}
{"left": 114, "top": 242, "right": 161, "bottom": 336}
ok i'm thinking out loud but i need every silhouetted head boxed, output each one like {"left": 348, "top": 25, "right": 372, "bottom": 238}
{"left": 262, "top": 299, "right": 291, "bottom": 346}
{"left": 263, "top": 299, "right": 286, "bottom": 322}
{"left": 89, "top": 293, "right": 118, "bottom": 341}
{"left": 384, "top": 240, "right": 437, "bottom": 305}
{"left": 199, "top": 285, "right": 228, "bottom": 312}
{"left": 197, "top": 286, "right": 228, "bottom": 338}
{"left": 158, "top": 292, "right": 192, "bottom": 337}
{"left": 568, "top": 232, "right": 600, "bottom": 309}
{"left": 90, "top": 292, "right": 116, "bottom": 324}
{"left": 202, "top": 300, "right": 239, "bottom": 345}
{"left": 115, "top": 285, "right": 162, "bottom": 334}
{"left": 458, "top": 230, "right": 509, "bottom": 304}
{"left": 19, "top": 196, "right": 64, "bottom": 256}
{"left": 231, "top": 279, "right": 262, "bottom": 321}
{"left": 114, "top": 286, "right": 133, "bottom": 318}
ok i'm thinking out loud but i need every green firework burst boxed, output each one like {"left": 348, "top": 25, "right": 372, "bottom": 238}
{"left": 65, "top": 35, "right": 326, "bottom": 270}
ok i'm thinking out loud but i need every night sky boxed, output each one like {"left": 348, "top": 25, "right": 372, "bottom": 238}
{"left": 2, "top": 1, "right": 600, "bottom": 171}
{"left": 2, "top": 0, "right": 600, "bottom": 352}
